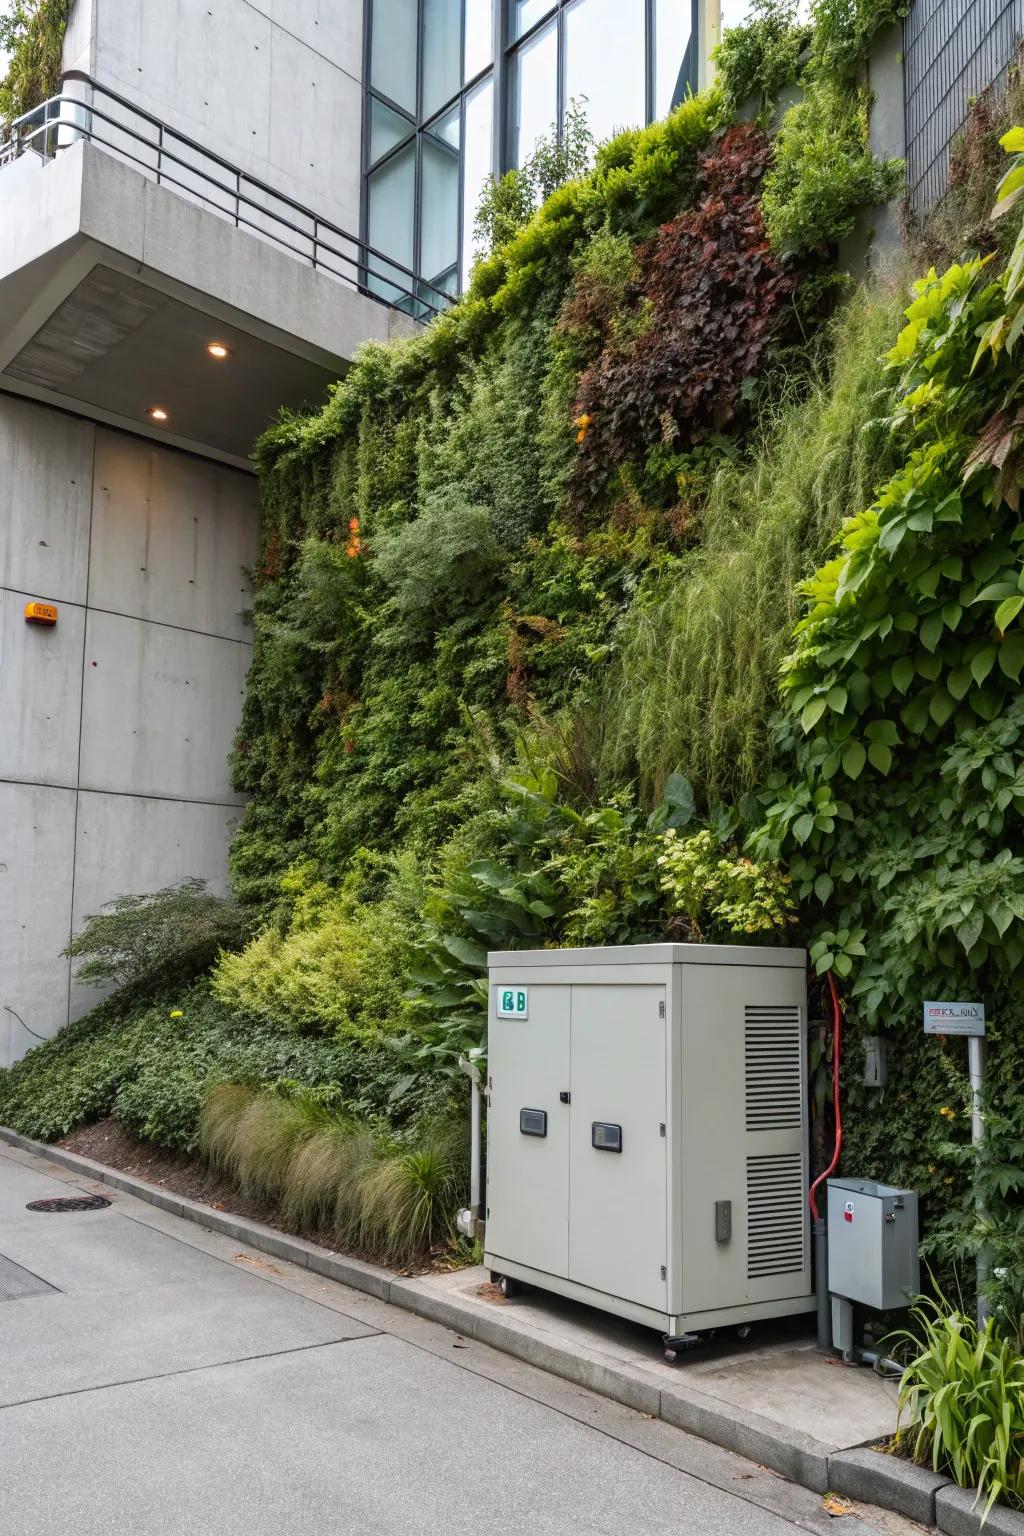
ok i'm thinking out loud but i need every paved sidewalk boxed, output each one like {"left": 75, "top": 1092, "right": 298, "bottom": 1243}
{"left": 0, "top": 1144, "right": 921, "bottom": 1536}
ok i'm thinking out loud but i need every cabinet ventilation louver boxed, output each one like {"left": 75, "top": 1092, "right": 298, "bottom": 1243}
{"left": 746, "top": 1152, "right": 806, "bottom": 1278}
{"left": 745, "top": 1004, "right": 803, "bottom": 1131}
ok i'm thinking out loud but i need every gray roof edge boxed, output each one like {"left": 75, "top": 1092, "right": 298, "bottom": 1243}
{"left": 488, "top": 943, "right": 808, "bottom": 969}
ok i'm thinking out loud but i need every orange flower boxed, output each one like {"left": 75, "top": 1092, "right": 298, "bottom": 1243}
{"left": 348, "top": 517, "right": 360, "bottom": 532}
{"left": 573, "top": 411, "right": 593, "bottom": 445}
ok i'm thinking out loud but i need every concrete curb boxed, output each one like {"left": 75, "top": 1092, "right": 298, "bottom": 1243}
{"left": 7, "top": 1124, "right": 1011, "bottom": 1528}
{"left": 829, "top": 1446, "right": 950, "bottom": 1525}
{"left": 935, "top": 1487, "right": 1024, "bottom": 1536}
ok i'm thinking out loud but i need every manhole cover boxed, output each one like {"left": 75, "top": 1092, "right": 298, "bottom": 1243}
{"left": 25, "top": 1195, "right": 111, "bottom": 1213}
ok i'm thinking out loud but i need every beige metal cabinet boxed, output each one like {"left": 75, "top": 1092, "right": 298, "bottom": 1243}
{"left": 484, "top": 944, "right": 815, "bottom": 1339}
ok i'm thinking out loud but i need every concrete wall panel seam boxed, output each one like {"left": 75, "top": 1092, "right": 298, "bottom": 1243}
{"left": 65, "top": 423, "right": 98, "bottom": 1027}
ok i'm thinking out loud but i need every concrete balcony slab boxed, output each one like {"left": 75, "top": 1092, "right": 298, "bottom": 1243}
{"left": 0, "top": 141, "right": 416, "bottom": 468}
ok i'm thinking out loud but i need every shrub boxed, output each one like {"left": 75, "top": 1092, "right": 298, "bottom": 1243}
{"left": 761, "top": 78, "right": 904, "bottom": 255}
{"left": 893, "top": 1296, "right": 1024, "bottom": 1516}
{"left": 211, "top": 857, "right": 426, "bottom": 1039}
{"left": 66, "top": 879, "right": 249, "bottom": 999}
{"left": 657, "top": 828, "right": 796, "bottom": 939}
{"left": 372, "top": 495, "right": 505, "bottom": 631}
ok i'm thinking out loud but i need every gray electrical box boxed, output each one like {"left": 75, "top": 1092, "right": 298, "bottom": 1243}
{"left": 484, "top": 943, "right": 814, "bottom": 1338}
{"left": 827, "top": 1177, "right": 920, "bottom": 1311}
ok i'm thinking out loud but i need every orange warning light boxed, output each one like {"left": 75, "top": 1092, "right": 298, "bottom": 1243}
{"left": 24, "top": 601, "right": 58, "bottom": 626}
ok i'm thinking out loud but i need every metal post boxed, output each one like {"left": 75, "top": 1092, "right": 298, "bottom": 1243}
{"left": 813, "top": 1216, "right": 831, "bottom": 1351}
{"left": 968, "top": 1033, "right": 989, "bottom": 1328}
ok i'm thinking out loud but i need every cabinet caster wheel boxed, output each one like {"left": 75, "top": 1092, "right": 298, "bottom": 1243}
{"left": 662, "top": 1331, "right": 699, "bottom": 1362}
{"left": 498, "top": 1275, "right": 521, "bottom": 1299}
{"left": 737, "top": 1323, "right": 752, "bottom": 1339}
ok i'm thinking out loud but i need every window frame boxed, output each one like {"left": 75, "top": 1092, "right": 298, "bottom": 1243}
{"left": 362, "top": 0, "right": 699, "bottom": 302}
{"left": 363, "top": 0, "right": 497, "bottom": 311}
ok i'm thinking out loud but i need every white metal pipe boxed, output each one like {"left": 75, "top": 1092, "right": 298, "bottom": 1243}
{"left": 470, "top": 1074, "right": 481, "bottom": 1219}
{"left": 968, "top": 1034, "right": 989, "bottom": 1327}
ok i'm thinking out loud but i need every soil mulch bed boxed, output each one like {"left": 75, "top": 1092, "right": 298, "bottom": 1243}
{"left": 58, "top": 1119, "right": 284, "bottom": 1229}
{"left": 55, "top": 1118, "right": 462, "bottom": 1277}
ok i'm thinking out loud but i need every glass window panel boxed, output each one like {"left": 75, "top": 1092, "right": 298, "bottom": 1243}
{"left": 511, "top": 19, "right": 557, "bottom": 167}
{"left": 367, "top": 140, "right": 416, "bottom": 302}
{"left": 511, "top": 0, "right": 557, "bottom": 41}
{"left": 422, "top": 0, "right": 462, "bottom": 119}
{"left": 464, "top": 0, "right": 493, "bottom": 80}
{"left": 426, "top": 102, "right": 461, "bottom": 150}
{"left": 655, "top": 0, "right": 694, "bottom": 118}
{"left": 421, "top": 135, "right": 460, "bottom": 289}
{"left": 564, "top": 0, "right": 646, "bottom": 150}
{"left": 370, "top": 0, "right": 417, "bottom": 113}
{"left": 370, "top": 96, "right": 414, "bottom": 164}
{"left": 461, "top": 76, "right": 494, "bottom": 289}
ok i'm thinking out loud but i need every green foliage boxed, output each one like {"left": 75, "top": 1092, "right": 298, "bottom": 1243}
{"left": 599, "top": 285, "right": 904, "bottom": 808}
{"left": 199, "top": 1082, "right": 467, "bottom": 1265}
{"left": 657, "top": 828, "right": 796, "bottom": 939}
{"left": 0, "top": 984, "right": 451, "bottom": 1150}
{"left": 472, "top": 97, "right": 595, "bottom": 264}
{"left": 808, "top": 0, "right": 909, "bottom": 82}
{"left": 756, "top": 159, "right": 1024, "bottom": 1021}
{"left": 892, "top": 1295, "right": 1024, "bottom": 1516}
{"left": 715, "top": 0, "right": 811, "bottom": 115}
{"left": 65, "top": 879, "right": 250, "bottom": 999}
{"left": 211, "top": 854, "right": 427, "bottom": 1039}
{"left": 0, "top": 0, "right": 70, "bottom": 126}
{"left": 762, "top": 77, "right": 903, "bottom": 254}
{"left": 714, "top": 0, "right": 906, "bottom": 258}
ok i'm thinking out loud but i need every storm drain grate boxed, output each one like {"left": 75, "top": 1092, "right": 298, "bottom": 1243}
{"left": 25, "top": 1195, "right": 111, "bottom": 1213}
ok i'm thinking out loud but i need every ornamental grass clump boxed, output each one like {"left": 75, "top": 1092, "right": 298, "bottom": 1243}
{"left": 199, "top": 1083, "right": 466, "bottom": 1267}
{"left": 892, "top": 1295, "right": 1024, "bottom": 1518}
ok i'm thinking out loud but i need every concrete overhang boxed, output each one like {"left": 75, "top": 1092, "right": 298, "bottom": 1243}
{"left": 0, "top": 141, "right": 419, "bottom": 469}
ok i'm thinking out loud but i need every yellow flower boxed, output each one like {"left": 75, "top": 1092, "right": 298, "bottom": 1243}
{"left": 938, "top": 1106, "right": 956, "bottom": 1118}
{"left": 169, "top": 1009, "right": 183, "bottom": 1019}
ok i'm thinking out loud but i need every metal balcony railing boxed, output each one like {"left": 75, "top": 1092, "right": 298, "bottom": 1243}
{"left": 0, "top": 71, "right": 453, "bottom": 320}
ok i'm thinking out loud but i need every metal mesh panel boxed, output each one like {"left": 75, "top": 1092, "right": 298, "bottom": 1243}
{"left": 904, "top": 0, "right": 1024, "bottom": 215}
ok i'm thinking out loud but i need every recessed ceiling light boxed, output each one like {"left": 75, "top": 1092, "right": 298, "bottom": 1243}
{"left": 147, "top": 406, "right": 169, "bottom": 422}
{"left": 206, "top": 341, "right": 231, "bottom": 359}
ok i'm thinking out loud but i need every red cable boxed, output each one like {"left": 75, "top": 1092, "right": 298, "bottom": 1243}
{"left": 809, "top": 970, "right": 843, "bottom": 1221}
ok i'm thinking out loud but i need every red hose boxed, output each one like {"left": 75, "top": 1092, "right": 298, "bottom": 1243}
{"left": 809, "top": 970, "right": 843, "bottom": 1221}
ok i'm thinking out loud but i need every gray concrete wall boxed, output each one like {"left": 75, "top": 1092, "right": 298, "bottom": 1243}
{"left": 0, "top": 394, "right": 257, "bottom": 1066}
{"left": 64, "top": 0, "right": 364, "bottom": 235}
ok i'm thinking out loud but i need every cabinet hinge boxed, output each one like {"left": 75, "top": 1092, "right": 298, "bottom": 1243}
{"left": 659, "top": 1123, "right": 666, "bottom": 1137}
{"left": 658, "top": 1000, "right": 666, "bottom": 1019}
{"left": 660, "top": 1265, "right": 667, "bottom": 1281}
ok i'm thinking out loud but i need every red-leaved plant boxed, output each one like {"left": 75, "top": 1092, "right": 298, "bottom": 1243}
{"left": 569, "top": 123, "right": 803, "bottom": 517}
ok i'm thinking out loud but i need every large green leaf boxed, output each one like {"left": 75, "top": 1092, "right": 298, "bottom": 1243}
{"left": 442, "top": 933, "right": 488, "bottom": 970}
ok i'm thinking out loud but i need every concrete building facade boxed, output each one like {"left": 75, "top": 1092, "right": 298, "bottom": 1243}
{"left": 0, "top": 402, "right": 255, "bottom": 1060}
{"left": 0, "top": 0, "right": 404, "bottom": 1063}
